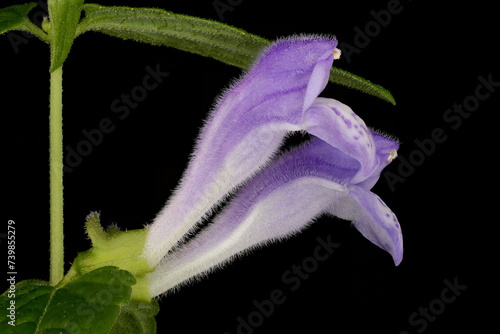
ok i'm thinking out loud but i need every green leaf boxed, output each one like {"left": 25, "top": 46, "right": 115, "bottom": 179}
{"left": 48, "top": 0, "right": 85, "bottom": 71}
{"left": 0, "top": 267, "right": 136, "bottom": 334}
{"left": 329, "top": 67, "right": 396, "bottom": 105}
{"left": 0, "top": 3, "right": 37, "bottom": 35}
{"left": 78, "top": 4, "right": 395, "bottom": 104}
{"left": 78, "top": 3, "right": 269, "bottom": 69}
{"left": 109, "top": 300, "right": 159, "bottom": 334}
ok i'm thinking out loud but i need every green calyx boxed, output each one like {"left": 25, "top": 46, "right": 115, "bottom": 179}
{"left": 0, "top": 212, "right": 158, "bottom": 333}
{"left": 63, "top": 212, "right": 153, "bottom": 302}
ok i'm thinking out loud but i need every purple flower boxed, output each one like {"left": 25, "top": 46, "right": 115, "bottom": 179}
{"left": 147, "top": 101, "right": 401, "bottom": 296}
{"left": 144, "top": 35, "right": 338, "bottom": 265}
{"left": 142, "top": 35, "right": 402, "bottom": 297}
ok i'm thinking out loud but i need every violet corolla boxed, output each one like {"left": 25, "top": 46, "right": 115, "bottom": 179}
{"left": 142, "top": 35, "right": 402, "bottom": 298}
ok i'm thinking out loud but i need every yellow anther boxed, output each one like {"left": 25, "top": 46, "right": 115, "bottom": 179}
{"left": 386, "top": 149, "right": 398, "bottom": 162}
{"left": 333, "top": 48, "right": 342, "bottom": 60}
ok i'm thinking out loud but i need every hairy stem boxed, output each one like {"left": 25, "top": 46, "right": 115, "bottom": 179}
{"left": 19, "top": 20, "right": 50, "bottom": 43}
{"left": 49, "top": 66, "right": 64, "bottom": 286}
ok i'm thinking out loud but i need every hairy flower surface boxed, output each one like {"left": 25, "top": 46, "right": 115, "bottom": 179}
{"left": 143, "top": 35, "right": 402, "bottom": 297}
{"left": 145, "top": 35, "right": 338, "bottom": 266}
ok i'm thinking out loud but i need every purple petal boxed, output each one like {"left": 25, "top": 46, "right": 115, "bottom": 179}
{"left": 341, "top": 185, "right": 403, "bottom": 265}
{"left": 148, "top": 139, "right": 350, "bottom": 295}
{"left": 358, "top": 131, "right": 399, "bottom": 189}
{"left": 145, "top": 36, "right": 338, "bottom": 266}
{"left": 303, "top": 98, "right": 378, "bottom": 184}
{"left": 147, "top": 138, "right": 401, "bottom": 296}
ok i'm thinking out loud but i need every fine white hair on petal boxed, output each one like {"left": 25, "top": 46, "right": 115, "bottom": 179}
{"left": 370, "top": 127, "right": 401, "bottom": 144}
{"left": 144, "top": 36, "right": 339, "bottom": 267}
{"left": 147, "top": 177, "right": 346, "bottom": 297}
{"left": 148, "top": 132, "right": 402, "bottom": 297}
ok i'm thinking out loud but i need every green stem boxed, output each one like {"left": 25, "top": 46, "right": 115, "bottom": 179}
{"left": 49, "top": 66, "right": 64, "bottom": 286}
{"left": 19, "top": 20, "right": 50, "bottom": 43}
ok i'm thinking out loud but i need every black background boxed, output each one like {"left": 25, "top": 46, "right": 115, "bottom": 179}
{"left": 2, "top": 0, "right": 498, "bottom": 333}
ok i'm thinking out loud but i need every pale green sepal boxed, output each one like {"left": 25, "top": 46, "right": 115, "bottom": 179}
{"left": 129, "top": 276, "right": 152, "bottom": 305}
{"left": 68, "top": 212, "right": 154, "bottom": 302}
